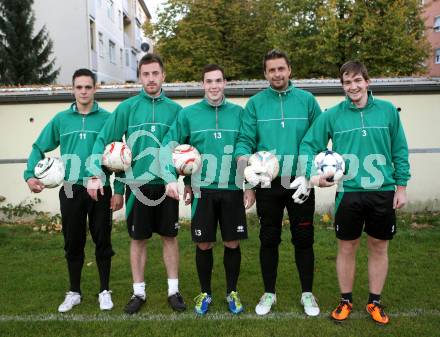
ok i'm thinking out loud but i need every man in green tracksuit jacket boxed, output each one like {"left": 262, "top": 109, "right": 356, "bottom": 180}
{"left": 161, "top": 64, "right": 252, "bottom": 315}
{"left": 295, "top": 61, "right": 410, "bottom": 324}
{"left": 24, "top": 68, "right": 123, "bottom": 313}
{"left": 86, "top": 54, "right": 186, "bottom": 314}
{"left": 234, "top": 50, "right": 322, "bottom": 316}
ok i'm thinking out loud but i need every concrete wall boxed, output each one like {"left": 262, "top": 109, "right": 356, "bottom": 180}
{"left": 95, "top": 0, "right": 126, "bottom": 83}
{"left": 32, "top": 0, "right": 151, "bottom": 85}
{"left": 1, "top": 93, "right": 439, "bottom": 219}
{"left": 33, "top": 0, "right": 90, "bottom": 84}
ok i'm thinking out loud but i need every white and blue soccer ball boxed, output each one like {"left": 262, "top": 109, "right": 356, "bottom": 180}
{"left": 246, "top": 150, "right": 280, "bottom": 183}
{"left": 314, "top": 150, "right": 345, "bottom": 182}
{"left": 34, "top": 157, "right": 65, "bottom": 188}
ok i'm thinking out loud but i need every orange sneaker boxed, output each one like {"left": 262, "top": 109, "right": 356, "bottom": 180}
{"left": 331, "top": 300, "right": 353, "bottom": 321}
{"left": 366, "top": 302, "right": 390, "bottom": 325}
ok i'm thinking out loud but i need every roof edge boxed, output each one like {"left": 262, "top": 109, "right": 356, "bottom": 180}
{"left": 1, "top": 78, "right": 439, "bottom": 104}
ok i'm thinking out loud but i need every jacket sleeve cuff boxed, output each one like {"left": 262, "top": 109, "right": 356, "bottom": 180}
{"left": 395, "top": 180, "right": 408, "bottom": 187}
{"left": 24, "top": 172, "right": 34, "bottom": 181}
{"left": 113, "top": 180, "right": 125, "bottom": 195}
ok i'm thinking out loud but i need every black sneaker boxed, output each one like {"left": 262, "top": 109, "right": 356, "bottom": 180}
{"left": 168, "top": 292, "right": 187, "bottom": 312}
{"left": 124, "top": 295, "right": 146, "bottom": 314}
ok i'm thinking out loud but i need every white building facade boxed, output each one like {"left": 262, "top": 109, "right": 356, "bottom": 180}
{"left": 33, "top": 0, "right": 152, "bottom": 84}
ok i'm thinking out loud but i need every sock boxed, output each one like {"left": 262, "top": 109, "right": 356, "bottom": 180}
{"left": 260, "top": 245, "right": 278, "bottom": 293}
{"left": 133, "top": 282, "right": 146, "bottom": 300}
{"left": 341, "top": 292, "right": 353, "bottom": 303}
{"left": 67, "top": 258, "right": 84, "bottom": 294}
{"left": 224, "top": 246, "right": 241, "bottom": 294}
{"left": 196, "top": 246, "right": 213, "bottom": 295}
{"left": 96, "top": 258, "right": 111, "bottom": 292}
{"left": 368, "top": 293, "right": 381, "bottom": 304}
{"left": 168, "top": 278, "right": 179, "bottom": 297}
{"left": 295, "top": 246, "right": 314, "bottom": 293}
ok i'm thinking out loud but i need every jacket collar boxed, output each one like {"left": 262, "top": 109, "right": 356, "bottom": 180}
{"left": 345, "top": 91, "right": 375, "bottom": 110}
{"left": 268, "top": 80, "right": 294, "bottom": 96}
{"left": 202, "top": 95, "right": 227, "bottom": 108}
{"left": 70, "top": 101, "right": 100, "bottom": 114}
{"left": 140, "top": 88, "right": 165, "bottom": 102}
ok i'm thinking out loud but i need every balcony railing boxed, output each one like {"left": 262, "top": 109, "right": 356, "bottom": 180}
{"left": 124, "top": 65, "right": 137, "bottom": 83}
{"left": 123, "top": 0, "right": 129, "bottom": 16}
{"left": 90, "top": 49, "right": 98, "bottom": 71}
{"left": 88, "top": 0, "right": 96, "bottom": 19}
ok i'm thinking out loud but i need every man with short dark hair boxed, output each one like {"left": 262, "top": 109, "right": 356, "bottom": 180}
{"left": 235, "top": 50, "right": 322, "bottom": 316}
{"left": 24, "top": 68, "right": 123, "bottom": 312}
{"left": 296, "top": 60, "right": 410, "bottom": 324}
{"left": 87, "top": 54, "right": 186, "bottom": 314}
{"left": 161, "top": 64, "right": 253, "bottom": 315}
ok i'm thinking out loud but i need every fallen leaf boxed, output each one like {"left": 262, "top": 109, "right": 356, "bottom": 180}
{"left": 410, "top": 223, "right": 434, "bottom": 229}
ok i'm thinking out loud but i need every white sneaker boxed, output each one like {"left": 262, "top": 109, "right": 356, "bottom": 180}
{"left": 255, "top": 293, "right": 276, "bottom": 315}
{"left": 301, "top": 292, "right": 320, "bottom": 316}
{"left": 98, "top": 290, "right": 114, "bottom": 310}
{"left": 58, "top": 291, "right": 81, "bottom": 313}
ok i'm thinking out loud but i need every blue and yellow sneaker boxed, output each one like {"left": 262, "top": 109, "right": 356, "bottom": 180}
{"left": 194, "top": 292, "right": 212, "bottom": 315}
{"left": 226, "top": 291, "right": 244, "bottom": 314}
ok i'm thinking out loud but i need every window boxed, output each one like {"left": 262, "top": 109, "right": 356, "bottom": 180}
{"left": 131, "top": 51, "right": 137, "bottom": 70}
{"left": 109, "top": 40, "right": 116, "bottom": 63}
{"left": 90, "top": 20, "right": 95, "bottom": 50}
{"left": 125, "top": 49, "right": 130, "bottom": 67}
{"left": 436, "top": 49, "right": 440, "bottom": 64}
{"left": 107, "top": 0, "right": 114, "bottom": 21}
{"left": 98, "top": 32, "right": 104, "bottom": 57}
{"left": 434, "top": 17, "right": 440, "bottom": 32}
{"left": 120, "top": 48, "right": 123, "bottom": 66}
{"left": 118, "top": 10, "right": 123, "bottom": 30}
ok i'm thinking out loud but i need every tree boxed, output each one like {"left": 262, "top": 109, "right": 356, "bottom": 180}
{"left": 0, "top": 0, "right": 59, "bottom": 85}
{"left": 149, "top": 0, "right": 429, "bottom": 80}
{"left": 348, "top": 0, "right": 429, "bottom": 76}
{"left": 148, "top": 0, "right": 273, "bottom": 81}
{"left": 267, "top": 0, "right": 429, "bottom": 78}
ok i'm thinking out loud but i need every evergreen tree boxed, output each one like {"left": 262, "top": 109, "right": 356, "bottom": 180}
{"left": 0, "top": 0, "right": 59, "bottom": 85}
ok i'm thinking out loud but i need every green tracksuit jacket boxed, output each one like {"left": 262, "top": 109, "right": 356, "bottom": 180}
{"left": 161, "top": 97, "right": 243, "bottom": 190}
{"left": 299, "top": 93, "right": 410, "bottom": 191}
{"left": 24, "top": 102, "right": 123, "bottom": 191}
{"left": 89, "top": 89, "right": 181, "bottom": 193}
{"left": 234, "top": 82, "right": 322, "bottom": 177}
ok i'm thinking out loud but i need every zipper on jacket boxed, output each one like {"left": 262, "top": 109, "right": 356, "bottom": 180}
{"left": 152, "top": 98, "right": 155, "bottom": 123}
{"left": 279, "top": 93, "right": 285, "bottom": 128}
{"left": 81, "top": 116, "right": 86, "bottom": 140}
{"left": 150, "top": 98, "right": 156, "bottom": 132}
{"left": 359, "top": 110, "right": 367, "bottom": 137}
{"left": 216, "top": 105, "right": 219, "bottom": 130}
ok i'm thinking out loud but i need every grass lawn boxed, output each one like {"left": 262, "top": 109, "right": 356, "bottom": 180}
{"left": 0, "top": 212, "right": 439, "bottom": 337}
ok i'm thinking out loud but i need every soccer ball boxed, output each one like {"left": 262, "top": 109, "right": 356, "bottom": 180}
{"left": 172, "top": 144, "right": 202, "bottom": 176}
{"left": 314, "top": 150, "right": 345, "bottom": 182}
{"left": 102, "top": 142, "right": 132, "bottom": 172}
{"left": 34, "top": 157, "right": 65, "bottom": 188}
{"left": 245, "top": 151, "right": 279, "bottom": 185}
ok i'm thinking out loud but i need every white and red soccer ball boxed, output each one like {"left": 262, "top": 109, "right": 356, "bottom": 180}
{"left": 34, "top": 157, "right": 65, "bottom": 188}
{"left": 172, "top": 144, "right": 202, "bottom": 176}
{"left": 314, "top": 150, "right": 345, "bottom": 182}
{"left": 102, "top": 142, "right": 132, "bottom": 172}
